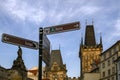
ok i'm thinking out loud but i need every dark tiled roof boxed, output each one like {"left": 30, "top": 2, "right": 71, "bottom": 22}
{"left": 50, "top": 50, "right": 63, "bottom": 67}
{"left": 85, "top": 25, "right": 96, "bottom": 46}
{"left": 100, "top": 40, "right": 120, "bottom": 56}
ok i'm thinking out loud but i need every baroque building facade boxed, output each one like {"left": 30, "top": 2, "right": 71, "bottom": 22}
{"left": 115, "top": 55, "right": 120, "bottom": 80}
{"left": 79, "top": 24, "right": 103, "bottom": 75}
{"left": 100, "top": 40, "right": 120, "bottom": 80}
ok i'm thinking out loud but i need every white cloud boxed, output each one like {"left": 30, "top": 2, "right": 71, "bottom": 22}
{"left": 1, "top": 0, "right": 46, "bottom": 24}
{"left": 0, "top": 0, "right": 101, "bottom": 26}
{"left": 115, "top": 19, "right": 120, "bottom": 30}
{"left": 112, "top": 19, "right": 120, "bottom": 36}
{"left": 103, "top": 18, "right": 120, "bottom": 47}
{"left": 80, "top": 6, "right": 100, "bottom": 15}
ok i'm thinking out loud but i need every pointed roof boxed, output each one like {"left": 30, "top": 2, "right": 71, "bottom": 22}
{"left": 50, "top": 50, "right": 63, "bottom": 67}
{"left": 79, "top": 37, "right": 83, "bottom": 57}
{"left": 100, "top": 33, "right": 102, "bottom": 45}
{"left": 85, "top": 25, "right": 96, "bottom": 46}
{"left": 81, "top": 37, "right": 83, "bottom": 46}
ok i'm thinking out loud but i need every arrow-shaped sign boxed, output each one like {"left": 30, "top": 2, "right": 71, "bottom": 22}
{"left": 44, "top": 21, "right": 80, "bottom": 35}
{"left": 2, "top": 33, "right": 39, "bottom": 50}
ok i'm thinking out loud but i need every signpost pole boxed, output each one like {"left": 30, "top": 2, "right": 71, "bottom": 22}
{"left": 39, "top": 28, "right": 43, "bottom": 80}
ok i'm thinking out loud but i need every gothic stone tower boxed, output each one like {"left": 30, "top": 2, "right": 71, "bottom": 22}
{"left": 79, "top": 24, "right": 103, "bottom": 74}
{"left": 45, "top": 50, "right": 67, "bottom": 80}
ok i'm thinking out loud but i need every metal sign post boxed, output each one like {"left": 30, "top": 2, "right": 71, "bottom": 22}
{"left": 39, "top": 28, "right": 43, "bottom": 80}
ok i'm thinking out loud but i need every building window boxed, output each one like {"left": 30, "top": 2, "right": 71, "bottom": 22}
{"left": 114, "top": 47, "right": 116, "bottom": 53}
{"left": 119, "top": 45, "right": 120, "bottom": 51}
{"left": 109, "top": 50, "right": 112, "bottom": 57}
{"left": 102, "top": 63, "right": 105, "bottom": 68}
{"left": 103, "top": 54, "right": 106, "bottom": 60}
{"left": 119, "top": 62, "right": 120, "bottom": 71}
{"left": 112, "top": 57, "right": 115, "bottom": 64}
{"left": 103, "top": 71, "right": 105, "bottom": 77}
{"left": 108, "top": 69, "right": 111, "bottom": 76}
{"left": 119, "top": 74, "right": 120, "bottom": 80}
{"left": 60, "top": 74, "right": 63, "bottom": 78}
{"left": 116, "top": 46, "right": 119, "bottom": 51}
{"left": 112, "top": 67, "right": 115, "bottom": 74}
{"left": 108, "top": 60, "right": 110, "bottom": 66}
{"left": 112, "top": 77, "right": 114, "bottom": 80}
{"left": 7, "top": 74, "right": 11, "bottom": 76}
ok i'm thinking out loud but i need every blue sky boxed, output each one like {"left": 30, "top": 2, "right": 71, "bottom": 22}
{"left": 0, "top": 0, "right": 120, "bottom": 78}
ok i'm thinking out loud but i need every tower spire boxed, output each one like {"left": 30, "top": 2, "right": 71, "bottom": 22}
{"left": 92, "top": 18, "right": 94, "bottom": 25}
{"left": 81, "top": 36, "right": 83, "bottom": 46}
{"left": 100, "top": 33, "right": 102, "bottom": 45}
{"left": 59, "top": 44, "right": 61, "bottom": 50}
{"left": 86, "top": 19, "right": 87, "bottom": 25}
{"left": 85, "top": 25, "right": 96, "bottom": 46}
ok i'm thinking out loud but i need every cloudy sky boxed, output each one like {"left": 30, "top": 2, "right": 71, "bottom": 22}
{"left": 0, "top": 0, "right": 120, "bottom": 77}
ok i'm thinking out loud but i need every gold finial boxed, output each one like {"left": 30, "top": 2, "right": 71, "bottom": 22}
{"left": 86, "top": 19, "right": 87, "bottom": 25}
{"left": 92, "top": 18, "right": 94, "bottom": 25}
{"left": 59, "top": 44, "right": 61, "bottom": 50}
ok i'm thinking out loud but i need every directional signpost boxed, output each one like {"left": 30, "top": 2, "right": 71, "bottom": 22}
{"left": 44, "top": 21, "right": 80, "bottom": 35}
{"left": 1, "top": 21, "right": 80, "bottom": 80}
{"left": 39, "top": 21, "right": 80, "bottom": 80}
{"left": 2, "top": 33, "right": 39, "bottom": 49}
{"left": 42, "top": 34, "right": 50, "bottom": 66}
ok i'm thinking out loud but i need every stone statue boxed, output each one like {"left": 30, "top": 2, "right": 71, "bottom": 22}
{"left": 12, "top": 46, "right": 26, "bottom": 71}
{"left": 11, "top": 46, "right": 28, "bottom": 80}
{"left": 18, "top": 46, "right": 22, "bottom": 57}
